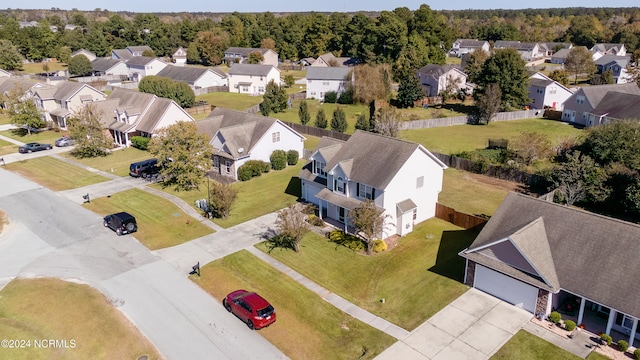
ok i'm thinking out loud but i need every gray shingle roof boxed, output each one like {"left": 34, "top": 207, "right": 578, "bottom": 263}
{"left": 227, "top": 63, "right": 275, "bottom": 77}
{"left": 529, "top": 78, "right": 554, "bottom": 87}
{"left": 462, "top": 192, "right": 640, "bottom": 319}
{"left": 578, "top": 83, "right": 640, "bottom": 108}
{"left": 456, "top": 39, "right": 487, "bottom": 48}
{"left": 224, "top": 47, "right": 271, "bottom": 56}
{"left": 32, "top": 81, "right": 93, "bottom": 102}
{"left": 595, "top": 55, "right": 630, "bottom": 66}
{"left": 126, "top": 56, "right": 160, "bottom": 66}
{"left": 92, "top": 58, "right": 124, "bottom": 72}
{"left": 416, "top": 64, "right": 464, "bottom": 79}
{"left": 306, "top": 67, "right": 351, "bottom": 81}
{"left": 0, "top": 78, "right": 40, "bottom": 94}
{"left": 127, "top": 45, "right": 152, "bottom": 53}
{"left": 588, "top": 92, "right": 640, "bottom": 120}
{"left": 112, "top": 49, "right": 132, "bottom": 60}
{"left": 156, "top": 66, "right": 213, "bottom": 84}
{"left": 550, "top": 48, "right": 571, "bottom": 59}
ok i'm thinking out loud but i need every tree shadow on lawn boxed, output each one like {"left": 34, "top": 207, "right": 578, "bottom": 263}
{"left": 441, "top": 102, "right": 476, "bottom": 115}
{"left": 428, "top": 226, "right": 481, "bottom": 282}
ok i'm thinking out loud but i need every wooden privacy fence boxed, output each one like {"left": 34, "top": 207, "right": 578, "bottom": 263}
{"left": 186, "top": 104, "right": 215, "bottom": 115}
{"left": 435, "top": 203, "right": 488, "bottom": 229}
{"left": 399, "top": 109, "right": 544, "bottom": 130}
{"left": 193, "top": 86, "right": 228, "bottom": 96}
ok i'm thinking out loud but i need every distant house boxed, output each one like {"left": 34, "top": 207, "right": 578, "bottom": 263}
{"left": 590, "top": 43, "right": 626, "bottom": 56}
{"left": 539, "top": 42, "right": 572, "bottom": 57}
{"left": 549, "top": 48, "right": 572, "bottom": 64}
{"left": 451, "top": 39, "right": 490, "bottom": 57}
{"left": 460, "top": 192, "right": 640, "bottom": 345}
{"left": 112, "top": 45, "right": 154, "bottom": 60}
{"left": 194, "top": 107, "right": 305, "bottom": 180}
{"left": 310, "top": 52, "right": 356, "bottom": 67}
{"left": 223, "top": 47, "right": 279, "bottom": 67}
{"left": 31, "top": 81, "right": 107, "bottom": 129}
{"left": 299, "top": 131, "right": 447, "bottom": 238}
{"left": 527, "top": 72, "right": 573, "bottom": 111}
{"left": 561, "top": 83, "right": 640, "bottom": 126}
{"left": 91, "top": 58, "right": 128, "bottom": 77}
{"left": 494, "top": 41, "right": 545, "bottom": 61}
{"left": 416, "top": 64, "right": 467, "bottom": 97}
{"left": 227, "top": 64, "right": 280, "bottom": 95}
{"left": 300, "top": 57, "right": 316, "bottom": 66}
{"left": 156, "top": 65, "right": 227, "bottom": 90}
{"left": 585, "top": 92, "right": 640, "bottom": 126}
{"left": 0, "top": 78, "right": 45, "bottom": 110}
{"left": 71, "top": 49, "right": 97, "bottom": 62}
{"left": 126, "top": 57, "right": 167, "bottom": 81}
{"left": 18, "top": 21, "right": 38, "bottom": 28}
{"left": 594, "top": 55, "right": 632, "bottom": 84}
{"left": 305, "top": 67, "right": 352, "bottom": 101}
{"left": 95, "top": 88, "right": 194, "bottom": 146}
{"left": 173, "top": 47, "right": 187, "bottom": 66}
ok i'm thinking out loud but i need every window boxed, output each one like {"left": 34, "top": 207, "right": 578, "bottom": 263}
{"left": 213, "top": 157, "right": 219, "bottom": 169}
{"left": 416, "top": 176, "right": 424, "bottom": 189}
{"left": 413, "top": 209, "right": 417, "bottom": 220}
{"left": 241, "top": 86, "right": 249, "bottom": 92}
{"left": 576, "top": 95, "right": 585, "bottom": 104}
{"left": 272, "top": 132, "right": 280, "bottom": 143}
{"left": 320, "top": 92, "right": 324, "bottom": 98}
{"left": 334, "top": 176, "right": 345, "bottom": 194}
{"left": 358, "top": 183, "right": 373, "bottom": 200}
{"left": 312, "top": 160, "right": 326, "bottom": 177}
{"left": 323, "top": 81, "right": 330, "bottom": 86}
{"left": 225, "top": 160, "right": 231, "bottom": 173}
{"left": 258, "top": 86, "right": 264, "bottom": 93}
{"left": 549, "top": 87, "right": 556, "bottom": 94}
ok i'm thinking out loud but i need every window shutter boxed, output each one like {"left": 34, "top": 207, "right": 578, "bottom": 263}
{"left": 334, "top": 180, "right": 337, "bottom": 190}
{"left": 372, "top": 188, "right": 376, "bottom": 199}
{"left": 356, "top": 183, "right": 360, "bottom": 197}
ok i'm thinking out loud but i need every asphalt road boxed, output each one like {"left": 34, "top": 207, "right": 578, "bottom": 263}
{"left": 0, "top": 168, "right": 287, "bottom": 359}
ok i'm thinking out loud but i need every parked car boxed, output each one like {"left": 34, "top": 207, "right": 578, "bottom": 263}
{"left": 103, "top": 212, "right": 138, "bottom": 236}
{"left": 223, "top": 290, "right": 276, "bottom": 330}
{"left": 55, "top": 137, "right": 75, "bottom": 147}
{"left": 18, "top": 142, "right": 52, "bottom": 153}
{"left": 129, "top": 158, "right": 158, "bottom": 178}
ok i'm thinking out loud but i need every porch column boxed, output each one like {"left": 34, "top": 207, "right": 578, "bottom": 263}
{"left": 577, "top": 298, "right": 586, "bottom": 326}
{"left": 629, "top": 318, "right": 638, "bottom": 346}
{"left": 319, "top": 200, "right": 323, "bottom": 219}
{"left": 606, "top": 309, "right": 616, "bottom": 335}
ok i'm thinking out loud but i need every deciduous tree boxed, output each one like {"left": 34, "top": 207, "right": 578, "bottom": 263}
{"left": 549, "top": 69, "right": 570, "bottom": 87}
{"left": 247, "top": 51, "right": 264, "bottom": 64}
{"left": 473, "top": 83, "right": 502, "bottom": 124}
{"left": 0, "top": 39, "right": 24, "bottom": 71}
{"left": 207, "top": 181, "right": 238, "bottom": 219}
{"left": 68, "top": 54, "right": 92, "bottom": 76}
{"left": 149, "top": 121, "right": 212, "bottom": 191}
{"left": 271, "top": 203, "right": 310, "bottom": 252}
{"left": 550, "top": 151, "right": 607, "bottom": 206}
{"left": 67, "top": 103, "right": 113, "bottom": 158}
{"left": 463, "top": 50, "right": 488, "bottom": 84}
{"left": 373, "top": 106, "right": 399, "bottom": 138}
{"left": 3, "top": 85, "right": 45, "bottom": 135}
{"left": 350, "top": 200, "right": 389, "bottom": 255}
{"left": 510, "top": 131, "right": 553, "bottom": 166}
{"left": 564, "top": 46, "right": 596, "bottom": 85}
{"left": 476, "top": 48, "right": 529, "bottom": 108}
{"left": 315, "top": 108, "right": 327, "bottom": 128}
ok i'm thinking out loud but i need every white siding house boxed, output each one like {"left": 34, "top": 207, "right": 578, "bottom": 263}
{"left": 223, "top": 47, "right": 279, "bottom": 67}
{"left": 416, "top": 64, "right": 467, "bottom": 98}
{"left": 527, "top": 72, "right": 574, "bottom": 111}
{"left": 227, "top": 64, "right": 280, "bottom": 95}
{"left": 306, "top": 67, "right": 352, "bottom": 100}
{"left": 32, "top": 81, "right": 107, "bottom": 129}
{"left": 126, "top": 57, "right": 167, "bottom": 81}
{"left": 156, "top": 66, "right": 228, "bottom": 90}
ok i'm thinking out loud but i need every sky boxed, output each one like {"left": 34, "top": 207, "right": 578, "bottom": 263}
{"left": 9, "top": 1, "right": 640, "bottom": 13}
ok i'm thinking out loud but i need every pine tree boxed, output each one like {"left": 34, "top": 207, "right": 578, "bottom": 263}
{"left": 298, "top": 100, "right": 310, "bottom": 125}
{"left": 315, "top": 108, "right": 327, "bottom": 129}
{"left": 331, "top": 107, "right": 347, "bottom": 133}
{"left": 397, "top": 73, "right": 425, "bottom": 108}
{"left": 355, "top": 113, "right": 370, "bottom": 131}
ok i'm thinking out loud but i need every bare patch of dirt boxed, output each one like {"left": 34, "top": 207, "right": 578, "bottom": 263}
{"left": 463, "top": 173, "right": 527, "bottom": 193}
{"left": 383, "top": 235, "right": 399, "bottom": 251}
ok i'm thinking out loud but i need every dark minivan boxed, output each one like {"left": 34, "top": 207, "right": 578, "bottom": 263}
{"left": 129, "top": 158, "right": 158, "bottom": 178}
{"left": 103, "top": 212, "right": 138, "bottom": 236}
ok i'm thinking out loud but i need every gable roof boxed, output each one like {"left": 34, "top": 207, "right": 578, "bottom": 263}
{"left": 127, "top": 45, "right": 153, "bottom": 54}
{"left": 455, "top": 39, "right": 488, "bottom": 48}
{"left": 591, "top": 43, "right": 624, "bottom": 53}
{"left": 156, "top": 66, "right": 227, "bottom": 84}
{"left": 91, "top": 58, "right": 125, "bottom": 72}
{"left": 462, "top": 192, "right": 640, "bottom": 319}
{"left": 195, "top": 107, "right": 303, "bottom": 159}
{"left": 112, "top": 49, "right": 133, "bottom": 60}
{"left": 322, "top": 130, "right": 446, "bottom": 190}
{"left": 416, "top": 64, "right": 465, "bottom": 79}
{"left": 71, "top": 49, "right": 96, "bottom": 58}
{"left": 575, "top": 83, "right": 640, "bottom": 108}
{"left": 0, "top": 78, "right": 41, "bottom": 94}
{"left": 32, "top": 81, "right": 100, "bottom": 102}
{"left": 494, "top": 40, "right": 523, "bottom": 49}
{"left": 595, "top": 55, "right": 630, "bottom": 67}
{"left": 588, "top": 92, "right": 640, "bottom": 120}
{"left": 224, "top": 47, "right": 273, "bottom": 56}
{"left": 550, "top": 48, "right": 572, "bottom": 59}
{"left": 315, "top": 52, "right": 354, "bottom": 67}
{"left": 306, "top": 67, "right": 351, "bottom": 81}
{"left": 228, "top": 63, "right": 276, "bottom": 77}
{"left": 126, "top": 56, "right": 161, "bottom": 66}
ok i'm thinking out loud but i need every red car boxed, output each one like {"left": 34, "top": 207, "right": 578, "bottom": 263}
{"left": 223, "top": 290, "right": 276, "bottom": 330}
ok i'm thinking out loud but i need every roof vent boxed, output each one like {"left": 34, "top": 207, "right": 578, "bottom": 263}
{"left": 238, "top": 147, "right": 244, "bottom": 153}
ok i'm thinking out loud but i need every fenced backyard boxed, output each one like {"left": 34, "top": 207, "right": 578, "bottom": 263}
{"left": 399, "top": 109, "right": 544, "bottom": 130}
{"left": 434, "top": 203, "right": 488, "bottom": 229}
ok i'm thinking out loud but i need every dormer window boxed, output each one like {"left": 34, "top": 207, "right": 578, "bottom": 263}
{"left": 312, "top": 160, "right": 326, "bottom": 178}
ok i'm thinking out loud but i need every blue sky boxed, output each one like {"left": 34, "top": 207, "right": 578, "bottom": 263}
{"left": 10, "top": 1, "right": 640, "bottom": 13}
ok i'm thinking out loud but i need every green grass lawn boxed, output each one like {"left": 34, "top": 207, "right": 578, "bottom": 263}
{"left": 84, "top": 188, "right": 214, "bottom": 249}
{"left": 271, "top": 100, "right": 369, "bottom": 135}
{"left": 0, "top": 129, "right": 63, "bottom": 145}
{"left": 20, "top": 59, "right": 67, "bottom": 74}
{"left": 191, "top": 250, "right": 396, "bottom": 359}
{"left": 256, "top": 218, "right": 477, "bottom": 330}
{"left": 195, "top": 92, "right": 263, "bottom": 111}
{"left": 399, "top": 118, "right": 583, "bottom": 155}
{"left": 439, "top": 168, "right": 513, "bottom": 217}
{"left": 492, "top": 330, "right": 603, "bottom": 360}
{"left": 0, "top": 112, "right": 11, "bottom": 125}
{"left": 0, "top": 278, "right": 160, "bottom": 360}
{"left": 62, "top": 147, "right": 153, "bottom": 177}
{"left": 304, "top": 135, "right": 320, "bottom": 151}
{"left": 4, "top": 157, "right": 109, "bottom": 191}
{"left": 155, "top": 162, "right": 303, "bottom": 228}
{"left": 0, "top": 138, "right": 18, "bottom": 155}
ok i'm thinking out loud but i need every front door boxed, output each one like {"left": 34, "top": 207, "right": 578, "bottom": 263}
{"left": 338, "top": 207, "right": 345, "bottom": 223}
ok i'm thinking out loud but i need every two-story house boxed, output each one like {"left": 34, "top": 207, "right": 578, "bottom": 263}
{"left": 156, "top": 65, "right": 227, "bottom": 90}
{"left": 494, "top": 41, "right": 545, "bottom": 61}
{"left": 126, "top": 56, "right": 167, "bottom": 81}
{"left": 172, "top": 47, "right": 187, "bottom": 66}
{"left": 94, "top": 88, "right": 194, "bottom": 146}
{"left": 112, "top": 45, "right": 153, "bottom": 61}
{"left": 32, "top": 81, "right": 107, "bottom": 129}
{"left": 416, "top": 64, "right": 467, "bottom": 98}
{"left": 195, "top": 107, "right": 305, "bottom": 180}
{"left": 590, "top": 43, "right": 626, "bottom": 56}
{"left": 223, "top": 47, "right": 279, "bottom": 67}
{"left": 561, "top": 83, "right": 640, "bottom": 126}
{"left": 227, "top": 64, "right": 280, "bottom": 95}
{"left": 91, "top": 58, "right": 128, "bottom": 77}
{"left": 527, "top": 72, "right": 574, "bottom": 110}
{"left": 306, "top": 67, "right": 352, "bottom": 101}
{"left": 299, "top": 131, "right": 447, "bottom": 238}
{"left": 585, "top": 92, "right": 640, "bottom": 126}
{"left": 594, "top": 55, "right": 632, "bottom": 84}
{"left": 451, "top": 39, "right": 490, "bottom": 57}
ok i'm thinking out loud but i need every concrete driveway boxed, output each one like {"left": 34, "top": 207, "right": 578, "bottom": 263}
{"left": 375, "top": 288, "right": 532, "bottom": 360}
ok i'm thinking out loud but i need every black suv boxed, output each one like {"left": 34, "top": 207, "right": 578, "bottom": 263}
{"left": 103, "top": 212, "right": 138, "bottom": 236}
{"left": 129, "top": 158, "right": 159, "bottom": 178}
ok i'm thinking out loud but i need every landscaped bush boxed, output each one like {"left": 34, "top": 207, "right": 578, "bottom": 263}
{"left": 327, "top": 230, "right": 365, "bottom": 252}
{"left": 634, "top": 347, "right": 640, "bottom": 359}
{"left": 548, "top": 311, "right": 562, "bottom": 324}
{"left": 287, "top": 150, "right": 299, "bottom": 165}
{"left": 600, "top": 333, "right": 613, "bottom": 346}
{"left": 307, "top": 214, "right": 325, "bottom": 227}
{"left": 373, "top": 239, "right": 387, "bottom": 253}
{"left": 130, "top": 136, "right": 151, "bottom": 150}
{"left": 270, "top": 150, "right": 287, "bottom": 170}
{"left": 324, "top": 91, "right": 338, "bottom": 103}
{"left": 237, "top": 160, "right": 270, "bottom": 181}
{"left": 564, "top": 320, "right": 576, "bottom": 331}
{"left": 618, "top": 340, "right": 629, "bottom": 352}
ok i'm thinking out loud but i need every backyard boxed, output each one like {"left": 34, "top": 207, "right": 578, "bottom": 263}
{"left": 191, "top": 250, "right": 396, "bottom": 359}
{"left": 0, "top": 278, "right": 160, "bottom": 360}
{"left": 439, "top": 168, "right": 516, "bottom": 217}
{"left": 256, "top": 218, "right": 477, "bottom": 330}
{"left": 195, "top": 92, "right": 263, "bottom": 112}
{"left": 4, "top": 157, "right": 109, "bottom": 191}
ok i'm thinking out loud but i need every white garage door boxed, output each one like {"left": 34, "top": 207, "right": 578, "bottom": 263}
{"left": 474, "top": 265, "right": 538, "bottom": 313}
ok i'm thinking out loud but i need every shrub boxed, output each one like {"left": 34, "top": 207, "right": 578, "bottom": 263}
{"left": 548, "top": 311, "right": 562, "bottom": 324}
{"left": 237, "top": 165, "right": 253, "bottom": 181}
{"left": 373, "top": 239, "right": 387, "bottom": 253}
{"left": 564, "top": 320, "right": 576, "bottom": 331}
{"left": 270, "top": 150, "right": 287, "bottom": 170}
{"left": 130, "top": 136, "right": 151, "bottom": 150}
{"left": 337, "top": 89, "right": 353, "bottom": 104}
{"left": 327, "top": 230, "right": 365, "bottom": 252}
{"left": 618, "top": 340, "right": 629, "bottom": 352}
{"left": 634, "top": 347, "right": 640, "bottom": 359}
{"left": 600, "top": 333, "right": 613, "bottom": 346}
{"left": 237, "top": 160, "right": 270, "bottom": 181}
{"left": 324, "top": 91, "right": 338, "bottom": 103}
{"left": 287, "top": 150, "right": 299, "bottom": 165}
{"left": 307, "top": 214, "right": 325, "bottom": 227}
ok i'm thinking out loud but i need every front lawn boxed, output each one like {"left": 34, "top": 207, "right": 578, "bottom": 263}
{"left": 0, "top": 128, "right": 63, "bottom": 145}
{"left": 256, "top": 218, "right": 477, "bottom": 330}
{"left": 195, "top": 92, "right": 262, "bottom": 111}
{"left": 4, "top": 157, "right": 109, "bottom": 191}
{"left": 0, "top": 112, "right": 11, "bottom": 125}
{"left": 399, "top": 118, "right": 583, "bottom": 155}
{"left": 191, "top": 250, "right": 396, "bottom": 359}
{"left": 0, "top": 138, "right": 17, "bottom": 156}
{"left": 84, "top": 188, "right": 214, "bottom": 249}
{"left": 492, "top": 330, "right": 583, "bottom": 360}
{"left": 63, "top": 147, "right": 153, "bottom": 177}
{"left": 0, "top": 278, "right": 160, "bottom": 360}
{"left": 439, "top": 168, "right": 513, "bottom": 217}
